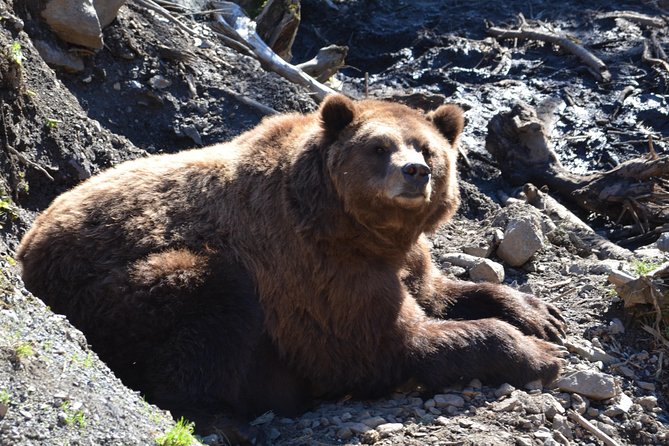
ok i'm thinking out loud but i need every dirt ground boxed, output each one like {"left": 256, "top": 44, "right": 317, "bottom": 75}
{"left": 1, "top": 0, "right": 669, "bottom": 445}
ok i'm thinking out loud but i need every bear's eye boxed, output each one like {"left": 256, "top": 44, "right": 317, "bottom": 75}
{"left": 374, "top": 146, "right": 388, "bottom": 155}
{"left": 422, "top": 147, "right": 433, "bottom": 159}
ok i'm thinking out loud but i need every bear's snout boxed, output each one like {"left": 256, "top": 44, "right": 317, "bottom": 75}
{"left": 401, "top": 162, "right": 431, "bottom": 189}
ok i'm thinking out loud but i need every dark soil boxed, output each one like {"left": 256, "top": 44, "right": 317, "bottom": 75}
{"left": 1, "top": 0, "right": 668, "bottom": 445}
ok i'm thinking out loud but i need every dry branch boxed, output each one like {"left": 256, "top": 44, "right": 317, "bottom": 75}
{"left": 296, "top": 45, "right": 348, "bottom": 82}
{"left": 596, "top": 11, "right": 667, "bottom": 28}
{"left": 486, "top": 103, "right": 669, "bottom": 245}
{"left": 567, "top": 410, "right": 622, "bottom": 446}
{"left": 642, "top": 39, "right": 669, "bottom": 73}
{"left": 210, "top": 1, "right": 336, "bottom": 101}
{"left": 488, "top": 25, "right": 611, "bottom": 82}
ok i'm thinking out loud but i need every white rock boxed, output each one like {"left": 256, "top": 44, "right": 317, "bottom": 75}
{"left": 496, "top": 217, "right": 544, "bottom": 267}
{"left": 555, "top": 370, "right": 619, "bottom": 400}
{"left": 93, "top": 0, "right": 125, "bottom": 28}
{"left": 469, "top": 258, "right": 505, "bottom": 283}
{"left": 376, "top": 422, "right": 403, "bottom": 437}
{"left": 638, "top": 396, "right": 658, "bottom": 411}
{"left": 493, "top": 396, "right": 521, "bottom": 412}
{"left": 565, "top": 338, "right": 616, "bottom": 364}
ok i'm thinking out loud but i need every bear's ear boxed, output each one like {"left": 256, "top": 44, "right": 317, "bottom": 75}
{"left": 427, "top": 104, "right": 465, "bottom": 146}
{"left": 320, "top": 94, "right": 356, "bottom": 135}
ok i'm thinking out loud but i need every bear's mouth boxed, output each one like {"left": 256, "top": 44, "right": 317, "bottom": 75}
{"left": 393, "top": 189, "right": 430, "bottom": 207}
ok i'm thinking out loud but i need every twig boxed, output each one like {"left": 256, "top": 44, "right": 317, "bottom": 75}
{"left": 596, "top": 11, "right": 666, "bottom": 27}
{"left": 210, "top": 1, "right": 336, "bottom": 101}
{"left": 642, "top": 39, "right": 669, "bottom": 73}
{"left": 488, "top": 25, "right": 611, "bottom": 82}
{"left": 0, "top": 100, "right": 54, "bottom": 182}
{"left": 567, "top": 410, "right": 622, "bottom": 446}
{"left": 221, "top": 88, "right": 278, "bottom": 115}
{"left": 133, "top": 0, "right": 201, "bottom": 38}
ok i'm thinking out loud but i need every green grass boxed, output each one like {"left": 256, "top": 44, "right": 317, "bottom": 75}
{"left": 61, "top": 401, "right": 86, "bottom": 428}
{"left": 0, "top": 194, "right": 18, "bottom": 229}
{"left": 631, "top": 259, "right": 663, "bottom": 276}
{"left": 9, "top": 41, "right": 22, "bottom": 66}
{"left": 0, "top": 389, "right": 10, "bottom": 405}
{"left": 45, "top": 118, "right": 62, "bottom": 129}
{"left": 14, "top": 341, "right": 34, "bottom": 360}
{"left": 156, "top": 417, "right": 197, "bottom": 446}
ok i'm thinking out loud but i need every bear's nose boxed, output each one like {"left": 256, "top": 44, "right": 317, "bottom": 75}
{"left": 402, "top": 162, "right": 431, "bottom": 187}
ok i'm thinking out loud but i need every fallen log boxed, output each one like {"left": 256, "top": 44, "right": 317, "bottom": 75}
{"left": 486, "top": 102, "right": 669, "bottom": 245}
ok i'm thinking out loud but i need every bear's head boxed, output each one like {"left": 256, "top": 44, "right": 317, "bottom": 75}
{"left": 319, "top": 95, "right": 464, "bottom": 242}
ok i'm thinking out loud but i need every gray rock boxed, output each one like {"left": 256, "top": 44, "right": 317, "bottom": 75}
{"left": 41, "top": 0, "right": 103, "bottom": 49}
{"left": 552, "top": 413, "right": 573, "bottom": 440}
{"left": 494, "top": 383, "right": 516, "bottom": 398}
{"left": 376, "top": 422, "right": 403, "bottom": 437}
{"left": 346, "top": 422, "right": 371, "bottom": 435}
{"left": 93, "top": 0, "right": 126, "bottom": 27}
{"left": 361, "top": 416, "right": 386, "bottom": 428}
{"left": 335, "top": 426, "right": 352, "bottom": 440}
{"left": 657, "top": 233, "right": 669, "bottom": 252}
{"left": 469, "top": 258, "right": 505, "bottom": 283}
{"left": 496, "top": 217, "right": 544, "bottom": 267}
{"left": 433, "top": 393, "right": 465, "bottom": 408}
{"left": 556, "top": 370, "right": 619, "bottom": 400}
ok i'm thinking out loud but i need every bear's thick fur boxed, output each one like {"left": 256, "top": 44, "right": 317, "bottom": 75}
{"left": 18, "top": 96, "right": 565, "bottom": 421}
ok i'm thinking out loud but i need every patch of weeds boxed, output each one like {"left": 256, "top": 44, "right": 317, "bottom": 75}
{"left": 0, "top": 389, "right": 10, "bottom": 405}
{"left": 61, "top": 401, "right": 86, "bottom": 428}
{"left": 8, "top": 41, "right": 22, "bottom": 66}
{"left": 156, "top": 417, "right": 197, "bottom": 446}
{"left": 631, "top": 259, "right": 663, "bottom": 276}
{"left": 17, "top": 171, "right": 28, "bottom": 194}
{"left": 2, "top": 255, "right": 16, "bottom": 266}
{"left": 14, "top": 341, "right": 34, "bottom": 360}
{"left": 45, "top": 118, "right": 62, "bottom": 129}
{"left": 0, "top": 193, "right": 19, "bottom": 229}
{"left": 70, "top": 351, "right": 94, "bottom": 368}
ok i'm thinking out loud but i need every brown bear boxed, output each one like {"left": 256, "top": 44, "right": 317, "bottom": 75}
{"left": 17, "top": 95, "right": 565, "bottom": 426}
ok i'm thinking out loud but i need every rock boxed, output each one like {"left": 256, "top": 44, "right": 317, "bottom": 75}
{"left": 41, "top": 0, "right": 103, "bottom": 49}
{"left": 361, "top": 429, "right": 380, "bottom": 444}
{"left": 607, "top": 318, "right": 625, "bottom": 335}
{"left": 336, "top": 426, "right": 353, "bottom": 440}
{"left": 565, "top": 338, "right": 616, "bottom": 364}
{"left": 552, "top": 413, "right": 573, "bottom": 440}
{"left": 93, "top": 0, "right": 126, "bottom": 27}
{"left": 637, "top": 395, "right": 657, "bottom": 411}
{"left": 657, "top": 232, "right": 669, "bottom": 252}
{"left": 604, "top": 392, "right": 633, "bottom": 417}
{"left": 496, "top": 217, "right": 544, "bottom": 267}
{"left": 637, "top": 381, "right": 656, "bottom": 391}
{"left": 376, "top": 422, "right": 403, "bottom": 437}
{"left": 515, "top": 437, "right": 533, "bottom": 446}
{"left": 0, "top": 403, "right": 8, "bottom": 419}
{"left": 433, "top": 393, "right": 465, "bottom": 408}
{"left": 346, "top": 422, "right": 371, "bottom": 435}
{"left": 540, "top": 393, "right": 565, "bottom": 420}
{"left": 32, "top": 40, "right": 85, "bottom": 72}
{"left": 462, "top": 239, "right": 494, "bottom": 257}
{"left": 571, "top": 393, "right": 588, "bottom": 414}
{"left": 493, "top": 396, "right": 521, "bottom": 412}
{"left": 524, "top": 379, "right": 542, "bottom": 391}
{"left": 494, "top": 383, "right": 516, "bottom": 398}
{"left": 555, "top": 370, "right": 619, "bottom": 400}
{"left": 361, "top": 416, "right": 386, "bottom": 428}
{"left": 469, "top": 258, "right": 505, "bottom": 283}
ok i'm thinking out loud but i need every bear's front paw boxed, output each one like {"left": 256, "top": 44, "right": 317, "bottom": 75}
{"left": 513, "top": 292, "right": 566, "bottom": 344}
